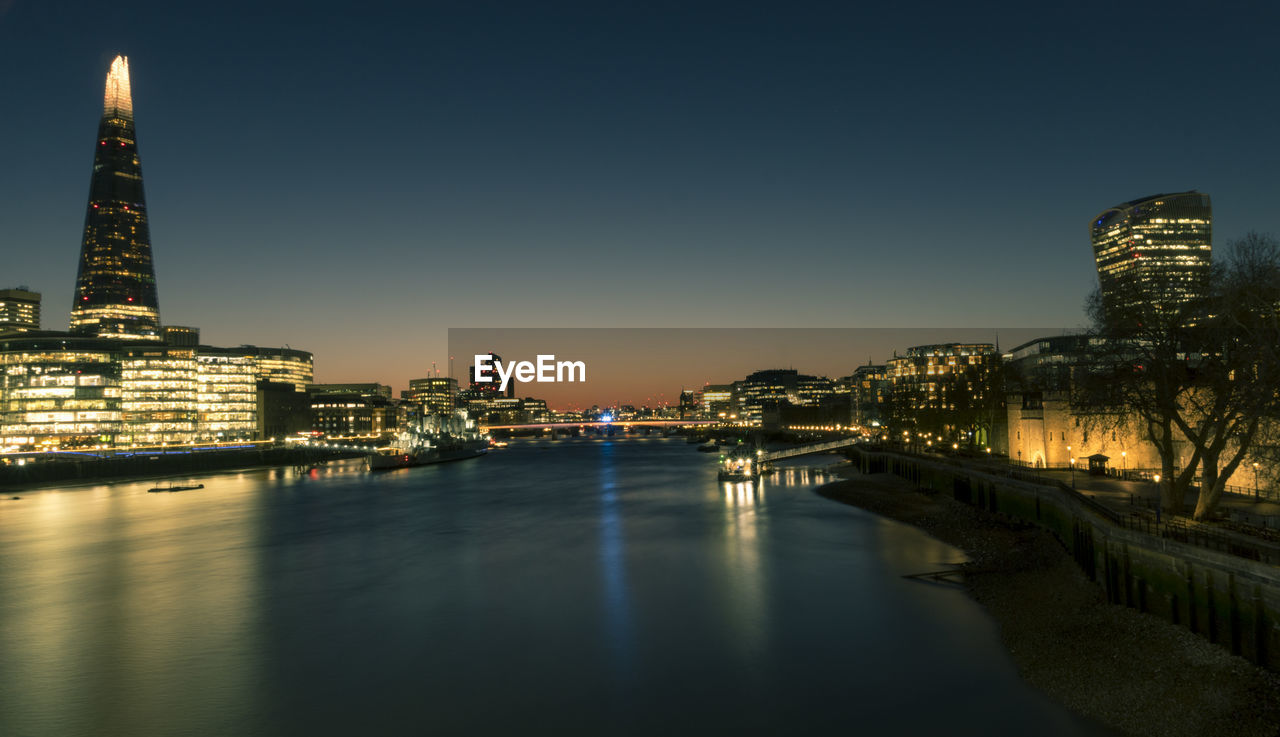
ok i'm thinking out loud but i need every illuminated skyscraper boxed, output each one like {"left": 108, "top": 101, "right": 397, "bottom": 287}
{"left": 1090, "top": 192, "right": 1212, "bottom": 319}
{"left": 70, "top": 56, "right": 163, "bottom": 341}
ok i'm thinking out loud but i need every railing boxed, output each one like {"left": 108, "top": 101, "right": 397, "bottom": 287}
{"left": 865, "top": 448, "right": 1280, "bottom": 564}
{"left": 762, "top": 438, "right": 858, "bottom": 461}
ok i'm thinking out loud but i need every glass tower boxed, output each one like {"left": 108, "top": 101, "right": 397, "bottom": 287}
{"left": 1090, "top": 192, "right": 1212, "bottom": 320}
{"left": 70, "top": 56, "right": 163, "bottom": 341}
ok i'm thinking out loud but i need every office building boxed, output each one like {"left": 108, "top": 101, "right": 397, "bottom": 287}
{"left": 238, "top": 346, "right": 314, "bottom": 391}
{"left": 0, "top": 288, "right": 40, "bottom": 334}
{"left": 119, "top": 344, "right": 198, "bottom": 445}
{"left": 0, "top": 332, "right": 122, "bottom": 450}
{"left": 1090, "top": 191, "right": 1212, "bottom": 319}
{"left": 407, "top": 376, "right": 458, "bottom": 415}
{"left": 196, "top": 347, "right": 257, "bottom": 441}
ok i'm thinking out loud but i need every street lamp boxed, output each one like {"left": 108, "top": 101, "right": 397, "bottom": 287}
{"left": 1121, "top": 450, "right": 1127, "bottom": 472}
{"left": 1069, "top": 456, "right": 1076, "bottom": 488}
{"left": 1153, "top": 474, "right": 1162, "bottom": 523}
{"left": 1254, "top": 462, "right": 1260, "bottom": 500}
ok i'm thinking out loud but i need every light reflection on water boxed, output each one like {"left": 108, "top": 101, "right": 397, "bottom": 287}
{"left": 0, "top": 438, "right": 1105, "bottom": 736}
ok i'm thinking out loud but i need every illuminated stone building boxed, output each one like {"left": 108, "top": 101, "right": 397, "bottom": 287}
{"left": 887, "top": 343, "right": 1003, "bottom": 447}
{"left": 407, "top": 376, "right": 458, "bottom": 415}
{"left": 1090, "top": 192, "right": 1212, "bottom": 319}
{"left": 196, "top": 347, "right": 257, "bottom": 441}
{"left": 69, "top": 57, "right": 163, "bottom": 342}
{"left": 0, "top": 333, "right": 122, "bottom": 450}
{"left": 120, "top": 344, "right": 197, "bottom": 445}
{"left": 0, "top": 288, "right": 40, "bottom": 334}
{"left": 1003, "top": 335, "right": 1267, "bottom": 490}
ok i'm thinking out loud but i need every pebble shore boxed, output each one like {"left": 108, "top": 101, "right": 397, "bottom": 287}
{"left": 817, "top": 468, "right": 1280, "bottom": 737}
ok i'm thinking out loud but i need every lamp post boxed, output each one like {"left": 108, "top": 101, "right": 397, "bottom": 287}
{"left": 1121, "top": 450, "right": 1127, "bottom": 472}
{"left": 1254, "top": 462, "right": 1260, "bottom": 500}
{"left": 1153, "top": 473, "right": 1162, "bottom": 523}
{"left": 1069, "top": 456, "right": 1076, "bottom": 489}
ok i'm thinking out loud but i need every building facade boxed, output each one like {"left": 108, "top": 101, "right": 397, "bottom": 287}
{"left": 698, "top": 384, "right": 734, "bottom": 421}
{"left": 0, "top": 288, "right": 40, "bottom": 334}
{"left": 407, "top": 376, "right": 458, "bottom": 415}
{"left": 196, "top": 348, "right": 257, "bottom": 441}
{"left": 119, "top": 344, "right": 198, "bottom": 445}
{"left": 0, "top": 333, "right": 122, "bottom": 450}
{"left": 849, "top": 363, "right": 888, "bottom": 433}
{"left": 1090, "top": 191, "right": 1212, "bottom": 320}
{"left": 69, "top": 57, "right": 164, "bottom": 342}
{"left": 239, "top": 346, "right": 314, "bottom": 391}
{"left": 887, "top": 343, "right": 1003, "bottom": 448}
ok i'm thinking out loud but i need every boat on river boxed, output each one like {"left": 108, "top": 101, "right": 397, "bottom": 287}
{"left": 148, "top": 482, "right": 204, "bottom": 493}
{"left": 718, "top": 446, "right": 764, "bottom": 481}
{"left": 369, "top": 411, "right": 488, "bottom": 471}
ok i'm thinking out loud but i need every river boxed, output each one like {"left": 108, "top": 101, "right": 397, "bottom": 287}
{"left": 0, "top": 437, "right": 1104, "bottom": 735}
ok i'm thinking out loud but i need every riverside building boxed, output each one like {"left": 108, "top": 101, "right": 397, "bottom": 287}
{"left": 407, "top": 376, "right": 458, "bottom": 415}
{"left": 196, "top": 347, "right": 257, "bottom": 441}
{"left": 119, "top": 344, "right": 198, "bottom": 445}
{"left": 0, "top": 58, "right": 316, "bottom": 450}
{"left": 242, "top": 346, "right": 314, "bottom": 391}
{"left": 887, "top": 343, "right": 1003, "bottom": 448}
{"left": 0, "top": 333, "right": 122, "bottom": 450}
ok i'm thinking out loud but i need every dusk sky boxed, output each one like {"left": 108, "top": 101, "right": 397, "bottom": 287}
{"left": 3, "top": 1, "right": 1279, "bottom": 393}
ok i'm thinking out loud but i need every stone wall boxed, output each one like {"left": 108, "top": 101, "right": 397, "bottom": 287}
{"left": 849, "top": 448, "right": 1280, "bottom": 669}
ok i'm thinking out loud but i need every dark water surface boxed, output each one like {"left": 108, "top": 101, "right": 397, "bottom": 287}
{"left": 0, "top": 438, "right": 1104, "bottom": 736}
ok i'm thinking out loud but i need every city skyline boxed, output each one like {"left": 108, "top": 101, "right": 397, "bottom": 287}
{"left": 3, "top": 3, "right": 1280, "bottom": 393}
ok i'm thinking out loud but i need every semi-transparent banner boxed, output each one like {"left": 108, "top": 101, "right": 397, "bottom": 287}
{"left": 446, "top": 328, "right": 1074, "bottom": 410}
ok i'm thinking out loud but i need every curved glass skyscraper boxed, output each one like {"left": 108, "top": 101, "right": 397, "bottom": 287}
{"left": 1090, "top": 191, "right": 1212, "bottom": 320}
{"left": 70, "top": 56, "right": 162, "bottom": 341}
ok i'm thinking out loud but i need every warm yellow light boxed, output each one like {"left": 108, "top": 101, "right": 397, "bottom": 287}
{"left": 104, "top": 55, "right": 133, "bottom": 119}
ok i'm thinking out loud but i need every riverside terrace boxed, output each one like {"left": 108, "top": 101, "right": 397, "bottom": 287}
{"left": 846, "top": 447, "right": 1280, "bottom": 669}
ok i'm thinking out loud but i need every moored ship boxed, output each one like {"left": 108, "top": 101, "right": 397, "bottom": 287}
{"left": 718, "top": 445, "right": 765, "bottom": 481}
{"left": 369, "top": 411, "right": 488, "bottom": 471}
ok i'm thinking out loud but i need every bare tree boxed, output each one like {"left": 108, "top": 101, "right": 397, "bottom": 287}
{"left": 1078, "top": 233, "right": 1280, "bottom": 519}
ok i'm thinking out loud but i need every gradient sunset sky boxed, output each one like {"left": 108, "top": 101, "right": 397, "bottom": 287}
{"left": 3, "top": 1, "right": 1279, "bottom": 396}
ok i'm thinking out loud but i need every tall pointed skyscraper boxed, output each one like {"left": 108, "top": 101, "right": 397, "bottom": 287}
{"left": 70, "top": 56, "right": 162, "bottom": 341}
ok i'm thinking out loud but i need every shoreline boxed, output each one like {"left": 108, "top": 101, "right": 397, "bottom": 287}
{"left": 816, "top": 467, "right": 1280, "bottom": 737}
{"left": 0, "top": 449, "right": 367, "bottom": 494}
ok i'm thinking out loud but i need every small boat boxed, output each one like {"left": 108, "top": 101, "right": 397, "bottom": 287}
{"left": 148, "top": 483, "right": 204, "bottom": 493}
{"left": 696, "top": 441, "right": 719, "bottom": 452}
{"left": 718, "top": 446, "right": 764, "bottom": 481}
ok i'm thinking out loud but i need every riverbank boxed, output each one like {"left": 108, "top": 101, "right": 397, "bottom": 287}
{"left": 0, "top": 447, "right": 365, "bottom": 491}
{"left": 817, "top": 466, "right": 1280, "bottom": 737}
